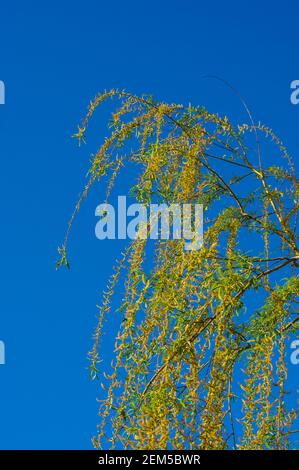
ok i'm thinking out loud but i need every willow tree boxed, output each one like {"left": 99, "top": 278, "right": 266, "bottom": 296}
{"left": 58, "top": 89, "right": 299, "bottom": 450}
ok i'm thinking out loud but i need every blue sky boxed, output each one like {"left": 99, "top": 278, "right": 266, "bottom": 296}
{"left": 0, "top": 0, "right": 298, "bottom": 449}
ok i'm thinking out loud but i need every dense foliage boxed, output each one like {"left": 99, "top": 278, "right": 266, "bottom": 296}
{"left": 58, "top": 90, "right": 299, "bottom": 449}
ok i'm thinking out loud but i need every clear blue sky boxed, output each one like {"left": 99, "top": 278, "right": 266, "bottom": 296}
{"left": 0, "top": 0, "right": 298, "bottom": 449}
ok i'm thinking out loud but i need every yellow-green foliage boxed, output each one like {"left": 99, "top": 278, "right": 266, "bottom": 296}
{"left": 59, "top": 90, "right": 299, "bottom": 449}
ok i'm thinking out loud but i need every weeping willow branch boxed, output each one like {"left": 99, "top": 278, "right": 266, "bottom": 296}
{"left": 58, "top": 89, "right": 299, "bottom": 450}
